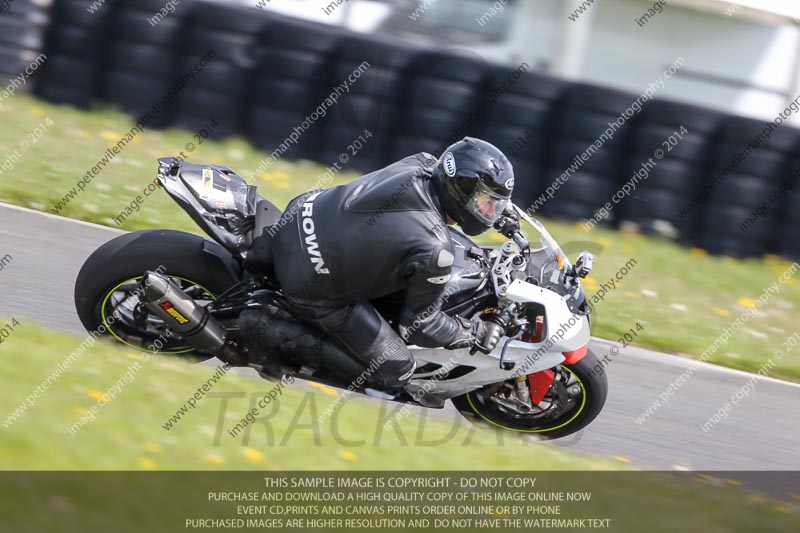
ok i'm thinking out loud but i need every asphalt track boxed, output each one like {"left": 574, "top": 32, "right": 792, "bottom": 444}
{"left": 1, "top": 203, "right": 798, "bottom": 495}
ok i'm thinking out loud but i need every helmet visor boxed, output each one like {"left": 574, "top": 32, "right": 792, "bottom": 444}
{"left": 467, "top": 181, "right": 510, "bottom": 226}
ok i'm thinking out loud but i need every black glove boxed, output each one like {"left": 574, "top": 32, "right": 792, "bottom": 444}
{"left": 472, "top": 318, "right": 503, "bottom": 354}
{"left": 445, "top": 316, "right": 475, "bottom": 350}
{"left": 445, "top": 316, "right": 504, "bottom": 354}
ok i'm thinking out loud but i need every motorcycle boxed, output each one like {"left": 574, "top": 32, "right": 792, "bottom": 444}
{"left": 74, "top": 157, "right": 607, "bottom": 439}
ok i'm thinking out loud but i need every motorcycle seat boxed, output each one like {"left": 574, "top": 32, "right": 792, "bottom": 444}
{"left": 244, "top": 198, "right": 282, "bottom": 274}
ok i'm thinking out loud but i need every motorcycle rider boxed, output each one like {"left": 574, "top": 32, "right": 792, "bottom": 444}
{"left": 265, "top": 137, "right": 515, "bottom": 394}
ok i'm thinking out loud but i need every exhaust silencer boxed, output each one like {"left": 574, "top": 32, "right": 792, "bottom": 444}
{"left": 139, "top": 271, "right": 230, "bottom": 356}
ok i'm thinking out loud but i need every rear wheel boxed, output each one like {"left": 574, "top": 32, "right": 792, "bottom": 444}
{"left": 74, "top": 230, "right": 241, "bottom": 359}
{"left": 452, "top": 350, "right": 608, "bottom": 439}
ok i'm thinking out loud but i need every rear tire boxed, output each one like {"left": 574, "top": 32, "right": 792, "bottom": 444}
{"left": 74, "top": 230, "right": 241, "bottom": 359}
{"left": 452, "top": 350, "right": 608, "bottom": 439}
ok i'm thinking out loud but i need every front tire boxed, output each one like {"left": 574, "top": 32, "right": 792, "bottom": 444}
{"left": 452, "top": 350, "right": 608, "bottom": 439}
{"left": 74, "top": 230, "right": 241, "bottom": 358}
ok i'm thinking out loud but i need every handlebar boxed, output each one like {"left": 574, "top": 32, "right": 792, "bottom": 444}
{"left": 494, "top": 215, "right": 530, "bottom": 254}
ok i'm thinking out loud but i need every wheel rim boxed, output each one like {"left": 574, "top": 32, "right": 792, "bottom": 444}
{"left": 465, "top": 366, "right": 588, "bottom": 433}
{"left": 99, "top": 275, "right": 217, "bottom": 354}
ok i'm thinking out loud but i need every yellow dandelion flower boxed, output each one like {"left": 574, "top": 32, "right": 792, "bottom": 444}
{"left": 87, "top": 390, "right": 105, "bottom": 401}
{"left": 308, "top": 382, "right": 338, "bottom": 396}
{"left": 775, "top": 505, "right": 792, "bottom": 514}
{"left": 624, "top": 292, "right": 640, "bottom": 299}
{"left": 144, "top": 442, "right": 161, "bottom": 454}
{"left": 76, "top": 129, "right": 92, "bottom": 138}
{"left": 738, "top": 297, "right": 757, "bottom": 308}
{"left": 724, "top": 479, "right": 742, "bottom": 487}
{"left": 137, "top": 458, "right": 157, "bottom": 470}
{"left": 689, "top": 248, "right": 707, "bottom": 257}
{"left": 125, "top": 353, "right": 144, "bottom": 361}
{"left": 337, "top": 450, "right": 358, "bottom": 462}
{"left": 203, "top": 453, "right": 224, "bottom": 465}
{"left": 242, "top": 447, "right": 264, "bottom": 463}
{"left": 156, "top": 361, "right": 185, "bottom": 373}
{"left": 100, "top": 131, "right": 121, "bottom": 141}
{"left": 31, "top": 107, "right": 45, "bottom": 116}
{"left": 748, "top": 495, "right": 764, "bottom": 503}
{"left": 612, "top": 456, "right": 630, "bottom": 463}
{"left": 714, "top": 308, "right": 732, "bottom": 317}
{"left": 596, "top": 237, "right": 611, "bottom": 247}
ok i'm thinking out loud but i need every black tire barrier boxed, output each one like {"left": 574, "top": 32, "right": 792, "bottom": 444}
{"left": 777, "top": 224, "right": 800, "bottom": 260}
{"left": 483, "top": 126, "right": 549, "bottom": 168}
{"left": 563, "top": 83, "right": 637, "bottom": 115}
{"left": 555, "top": 109, "right": 630, "bottom": 151}
{"left": 107, "top": 42, "right": 180, "bottom": 78}
{"left": 487, "top": 95, "right": 554, "bottom": 131}
{"left": 181, "top": 56, "right": 250, "bottom": 98}
{"left": 188, "top": 1, "right": 265, "bottom": 35}
{"left": 111, "top": 8, "right": 186, "bottom": 47}
{"left": 717, "top": 114, "right": 800, "bottom": 153}
{"left": 638, "top": 159, "right": 702, "bottom": 195}
{"left": 250, "top": 78, "right": 321, "bottom": 113}
{"left": 709, "top": 175, "right": 777, "bottom": 208}
{"left": 35, "top": 82, "right": 93, "bottom": 107}
{"left": 47, "top": 26, "right": 104, "bottom": 62}
{"left": 36, "top": 55, "right": 96, "bottom": 92}
{"left": 509, "top": 161, "right": 545, "bottom": 204}
{"left": 709, "top": 143, "right": 790, "bottom": 181}
{"left": 102, "top": 70, "right": 176, "bottom": 127}
{"left": 553, "top": 140, "right": 623, "bottom": 176}
{"left": 2, "top": 0, "right": 35, "bottom": 17}
{"left": 36, "top": 0, "right": 111, "bottom": 107}
{"left": 0, "top": 12, "right": 41, "bottom": 50}
{"left": 623, "top": 188, "right": 697, "bottom": 220}
{"left": 0, "top": 46, "right": 30, "bottom": 78}
{"left": 185, "top": 27, "right": 259, "bottom": 68}
{"left": 632, "top": 125, "right": 709, "bottom": 164}
{"left": 23, "top": 0, "right": 800, "bottom": 259}
{"left": 538, "top": 170, "right": 620, "bottom": 224}
{"left": 256, "top": 48, "right": 328, "bottom": 84}
{"left": 173, "top": 87, "right": 243, "bottom": 139}
{"left": 639, "top": 99, "right": 724, "bottom": 135}
{"left": 52, "top": 0, "right": 109, "bottom": 27}
{"left": 492, "top": 69, "right": 566, "bottom": 102}
{"left": 0, "top": 1, "right": 43, "bottom": 83}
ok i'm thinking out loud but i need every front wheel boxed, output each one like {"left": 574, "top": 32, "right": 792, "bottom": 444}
{"left": 451, "top": 350, "right": 608, "bottom": 440}
{"left": 74, "top": 230, "right": 242, "bottom": 359}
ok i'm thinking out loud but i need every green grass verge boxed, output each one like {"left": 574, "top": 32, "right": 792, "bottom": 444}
{"left": 0, "top": 322, "right": 616, "bottom": 471}
{"left": 1, "top": 93, "right": 799, "bottom": 381}
{"left": 1, "top": 324, "right": 796, "bottom": 532}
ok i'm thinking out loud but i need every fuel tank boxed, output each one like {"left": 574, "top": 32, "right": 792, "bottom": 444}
{"left": 441, "top": 227, "right": 491, "bottom": 311}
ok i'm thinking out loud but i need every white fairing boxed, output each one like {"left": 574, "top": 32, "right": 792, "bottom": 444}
{"left": 506, "top": 279, "right": 589, "bottom": 351}
{"left": 407, "top": 280, "right": 591, "bottom": 399}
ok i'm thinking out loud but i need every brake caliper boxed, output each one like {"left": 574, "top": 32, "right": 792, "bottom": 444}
{"left": 527, "top": 369, "right": 556, "bottom": 405}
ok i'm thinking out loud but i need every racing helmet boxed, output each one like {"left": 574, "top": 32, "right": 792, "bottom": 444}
{"left": 431, "top": 137, "right": 515, "bottom": 236}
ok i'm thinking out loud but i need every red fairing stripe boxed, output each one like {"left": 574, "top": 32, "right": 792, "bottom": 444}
{"left": 561, "top": 343, "right": 588, "bottom": 365}
{"left": 527, "top": 369, "right": 556, "bottom": 405}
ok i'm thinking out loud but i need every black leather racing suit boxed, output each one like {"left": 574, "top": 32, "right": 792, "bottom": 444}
{"left": 271, "top": 153, "right": 472, "bottom": 389}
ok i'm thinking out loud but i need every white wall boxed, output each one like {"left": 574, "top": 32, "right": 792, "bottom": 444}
{"left": 471, "top": 0, "right": 800, "bottom": 124}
